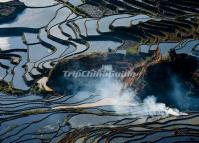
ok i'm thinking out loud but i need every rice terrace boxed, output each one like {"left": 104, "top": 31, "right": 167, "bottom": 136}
{"left": 0, "top": 0, "right": 199, "bottom": 143}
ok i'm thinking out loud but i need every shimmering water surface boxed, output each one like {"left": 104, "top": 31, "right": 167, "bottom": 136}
{"left": 0, "top": 0, "right": 199, "bottom": 142}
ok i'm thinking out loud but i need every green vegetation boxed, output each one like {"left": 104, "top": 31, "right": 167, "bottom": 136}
{"left": 0, "top": 12, "right": 8, "bottom": 17}
{"left": 127, "top": 45, "right": 139, "bottom": 55}
{"left": 63, "top": 2, "right": 88, "bottom": 17}
{"left": 0, "top": 81, "right": 52, "bottom": 95}
{"left": 21, "top": 108, "right": 49, "bottom": 116}
{"left": 192, "top": 72, "right": 199, "bottom": 87}
{"left": 21, "top": 34, "right": 26, "bottom": 43}
{"left": 30, "top": 83, "right": 53, "bottom": 95}
{"left": 0, "top": 81, "right": 24, "bottom": 94}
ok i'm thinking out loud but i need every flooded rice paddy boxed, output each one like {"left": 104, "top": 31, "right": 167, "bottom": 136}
{"left": 0, "top": 0, "right": 199, "bottom": 142}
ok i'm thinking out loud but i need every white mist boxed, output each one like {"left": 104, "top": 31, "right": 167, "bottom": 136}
{"left": 91, "top": 78, "right": 187, "bottom": 117}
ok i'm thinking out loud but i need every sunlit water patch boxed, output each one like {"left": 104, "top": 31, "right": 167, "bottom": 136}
{"left": 0, "top": 36, "right": 26, "bottom": 50}
{"left": 0, "top": 0, "right": 12, "bottom": 2}
{"left": 0, "top": 5, "right": 62, "bottom": 29}
{"left": 19, "top": 0, "right": 58, "bottom": 7}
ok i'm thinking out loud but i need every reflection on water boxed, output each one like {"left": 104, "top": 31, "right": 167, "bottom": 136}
{"left": 19, "top": 0, "right": 58, "bottom": 7}
{"left": 0, "top": 36, "right": 26, "bottom": 50}
{"left": 0, "top": 0, "right": 12, "bottom": 2}
{"left": 0, "top": 37, "right": 10, "bottom": 50}
{"left": 0, "top": 0, "right": 198, "bottom": 142}
{"left": 0, "top": 5, "right": 62, "bottom": 29}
